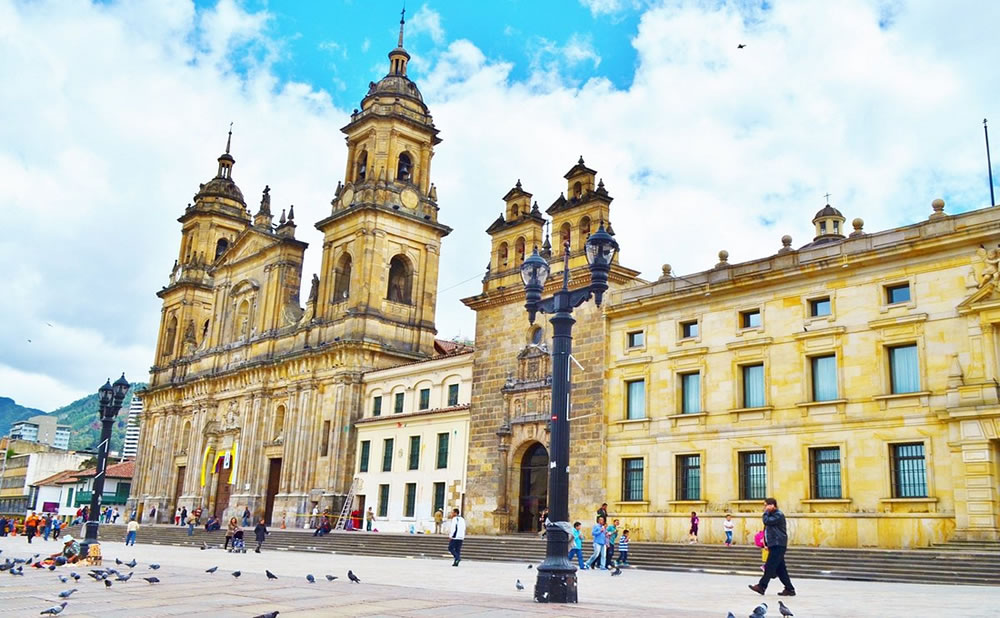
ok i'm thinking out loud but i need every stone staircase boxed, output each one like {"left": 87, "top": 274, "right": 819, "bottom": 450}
{"left": 95, "top": 525, "right": 1000, "bottom": 587}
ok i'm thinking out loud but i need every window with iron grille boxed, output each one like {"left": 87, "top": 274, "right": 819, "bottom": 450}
{"left": 436, "top": 432, "right": 449, "bottom": 469}
{"left": 419, "top": 388, "right": 430, "bottom": 410}
{"left": 433, "top": 482, "right": 446, "bottom": 514}
{"left": 676, "top": 454, "right": 701, "bottom": 500}
{"left": 359, "top": 440, "right": 370, "bottom": 473}
{"left": 891, "top": 443, "right": 927, "bottom": 498}
{"left": 394, "top": 392, "right": 405, "bottom": 414}
{"left": 377, "top": 484, "right": 389, "bottom": 517}
{"left": 372, "top": 395, "right": 382, "bottom": 417}
{"left": 739, "top": 451, "right": 767, "bottom": 500}
{"left": 404, "top": 483, "right": 416, "bottom": 518}
{"left": 809, "top": 447, "right": 842, "bottom": 499}
{"left": 408, "top": 435, "right": 420, "bottom": 470}
{"left": 382, "top": 438, "right": 394, "bottom": 472}
{"left": 622, "top": 458, "right": 644, "bottom": 502}
{"left": 448, "top": 384, "right": 460, "bottom": 407}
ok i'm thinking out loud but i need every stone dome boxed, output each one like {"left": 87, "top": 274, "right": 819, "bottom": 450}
{"left": 196, "top": 174, "right": 245, "bottom": 205}
{"left": 812, "top": 204, "right": 843, "bottom": 222}
{"left": 367, "top": 73, "right": 425, "bottom": 104}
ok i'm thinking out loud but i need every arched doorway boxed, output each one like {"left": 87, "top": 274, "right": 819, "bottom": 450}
{"left": 518, "top": 442, "right": 548, "bottom": 532}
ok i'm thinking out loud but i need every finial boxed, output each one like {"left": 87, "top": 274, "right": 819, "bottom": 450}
{"left": 279, "top": 208, "right": 286, "bottom": 224}
{"left": 515, "top": 179, "right": 522, "bottom": 189}
{"left": 930, "top": 198, "right": 946, "bottom": 220}
{"left": 715, "top": 250, "right": 730, "bottom": 268}
{"left": 226, "top": 122, "right": 233, "bottom": 154}
{"left": 288, "top": 204, "right": 295, "bottom": 220}
{"left": 578, "top": 155, "right": 584, "bottom": 165}
{"left": 660, "top": 264, "right": 673, "bottom": 280}
{"left": 778, "top": 235, "right": 793, "bottom": 254}
{"left": 850, "top": 218, "right": 865, "bottom": 237}
{"left": 531, "top": 200, "right": 540, "bottom": 214}
{"left": 398, "top": 4, "right": 406, "bottom": 48}
{"left": 823, "top": 192, "right": 831, "bottom": 204}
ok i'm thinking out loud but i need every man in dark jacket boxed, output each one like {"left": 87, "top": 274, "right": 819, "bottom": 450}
{"left": 748, "top": 497, "right": 795, "bottom": 597}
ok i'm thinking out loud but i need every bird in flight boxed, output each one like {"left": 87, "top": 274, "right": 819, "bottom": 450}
{"left": 737, "top": 43, "right": 746, "bottom": 49}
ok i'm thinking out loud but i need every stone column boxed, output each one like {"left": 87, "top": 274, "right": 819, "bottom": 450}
{"left": 953, "top": 425, "right": 1000, "bottom": 541}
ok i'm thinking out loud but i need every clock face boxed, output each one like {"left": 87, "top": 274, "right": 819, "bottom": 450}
{"left": 400, "top": 188, "right": 418, "bottom": 210}
{"left": 341, "top": 187, "right": 355, "bottom": 205}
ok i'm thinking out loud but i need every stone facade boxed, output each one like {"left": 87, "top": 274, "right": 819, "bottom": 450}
{"left": 129, "top": 23, "right": 451, "bottom": 528}
{"left": 603, "top": 200, "right": 1000, "bottom": 548}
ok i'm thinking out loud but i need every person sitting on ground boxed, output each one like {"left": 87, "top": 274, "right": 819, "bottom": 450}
{"left": 44, "top": 535, "right": 81, "bottom": 565}
{"left": 204, "top": 515, "right": 221, "bottom": 532}
{"left": 312, "top": 515, "right": 331, "bottom": 537}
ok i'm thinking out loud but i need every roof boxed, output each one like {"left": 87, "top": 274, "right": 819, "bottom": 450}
{"left": 434, "top": 339, "right": 474, "bottom": 356}
{"left": 563, "top": 156, "right": 597, "bottom": 179}
{"left": 57, "top": 459, "right": 135, "bottom": 483}
{"left": 33, "top": 469, "right": 81, "bottom": 487}
{"left": 813, "top": 204, "right": 844, "bottom": 221}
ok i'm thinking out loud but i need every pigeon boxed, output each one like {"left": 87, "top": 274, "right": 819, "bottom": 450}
{"left": 58, "top": 589, "right": 78, "bottom": 598}
{"left": 11, "top": 567, "right": 24, "bottom": 576}
{"left": 115, "top": 558, "right": 123, "bottom": 565}
{"left": 48, "top": 565, "right": 57, "bottom": 571}
{"left": 33, "top": 553, "right": 40, "bottom": 559}
{"left": 266, "top": 570, "right": 278, "bottom": 580}
{"left": 515, "top": 579, "right": 524, "bottom": 591}
{"left": 39, "top": 602, "right": 68, "bottom": 615}
{"left": 779, "top": 601, "right": 794, "bottom": 617}
{"left": 116, "top": 572, "right": 133, "bottom": 582}
{"left": 142, "top": 577, "right": 160, "bottom": 584}
{"left": 325, "top": 574, "right": 337, "bottom": 581}
{"left": 347, "top": 570, "right": 360, "bottom": 583}
{"left": 306, "top": 574, "right": 316, "bottom": 583}
{"left": 750, "top": 603, "right": 768, "bottom": 618}
{"left": 611, "top": 567, "right": 622, "bottom": 576}
{"left": 149, "top": 564, "right": 160, "bottom": 570}
{"left": 104, "top": 579, "right": 113, "bottom": 588}
{"left": 206, "top": 566, "right": 218, "bottom": 573}
{"left": 125, "top": 559, "right": 137, "bottom": 568}
{"left": 728, "top": 613, "right": 736, "bottom": 618}
{"left": 737, "top": 43, "right": 746, "bottom": 49}
{"left": 88, "top": 572, "right": 103, "bottom": 581}
{"left": 58, "top": 575, "right": 69, "bottom": 583}
{"left": 232, "top": 571, "right": 241, "bottom": 578}
{"left": 70, "top": 572, "right": 80, "bottom": 581}
{"left": 252, "top": 612, "right": 279, "bottom": 618}
{"left": 527, "top": 564, "right": 533, "bottom": 569}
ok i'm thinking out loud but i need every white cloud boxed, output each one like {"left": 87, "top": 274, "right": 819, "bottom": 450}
{"left": 361, "top": 37, "right": 371, "bottom": 53}
{"left": 579, "top": 0, "right": 642, "bottom": 17}
{"left": 409, "top": 5, "right": 445, "bottom": 45}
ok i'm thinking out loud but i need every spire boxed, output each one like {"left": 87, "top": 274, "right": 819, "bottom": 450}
{"left": 215, "top": 125, "right": 235, "bottom": 180}
{"left": 398, "top": 6, "right": 406, "bottom": 48}
{"left": 225, "top": 122, "right": 233, "bottom": 154}
{"left": 387, "top": 8, "right": 411, "bottom": 76}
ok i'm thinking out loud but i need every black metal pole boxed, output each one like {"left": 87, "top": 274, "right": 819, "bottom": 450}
{"left": 80, "top": 380, "right": 127, "bottom": 558}
{"left": 986, "top": 119, "right": 996, "bottom": 207}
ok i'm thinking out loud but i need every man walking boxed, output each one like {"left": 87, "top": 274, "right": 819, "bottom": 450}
{"left": 25, "top": 512, "right": 39, "bottom": 544}
{"left": 748, "top": 497, "right": 796, "bottom": 597}
{"left": 125, "top": 518, "right": 139, "bottom": 546}
{"left": 447, "top": 508, "right": 466, "bottom": 566}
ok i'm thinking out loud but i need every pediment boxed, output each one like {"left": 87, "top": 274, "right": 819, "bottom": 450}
{"left": 216, "top": 227, "right": 279, "bottom": 268}
{"left": 956, "top": 283, "right": 1000, "bottom": 314}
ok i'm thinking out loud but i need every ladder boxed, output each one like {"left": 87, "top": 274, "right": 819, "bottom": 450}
{"left": 333, "top": 477, "right": 360, "bottom": 531}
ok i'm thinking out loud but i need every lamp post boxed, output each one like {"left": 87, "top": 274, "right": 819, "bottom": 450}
{"left": 520, "top": 223, "right": 619, "bottom": 603}
{"left": 80, "top": 374, "right": 130, "bottom": 559}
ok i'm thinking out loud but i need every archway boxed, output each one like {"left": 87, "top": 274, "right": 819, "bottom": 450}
{"left": 518, "top": 442, "right": 548, "bottom": 532}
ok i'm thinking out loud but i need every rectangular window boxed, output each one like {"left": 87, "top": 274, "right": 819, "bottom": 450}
{"left": 886, "top": 283, "right": 911, "bottom": 304}
{"left": 408, "top": 435, "right": 420, "bottom": 470}
{"left": 359, "top": 440, "right": 371, "bottom": 473}
{"left": 810, "top": 447, "right": 842, "bottom": 499}
{"left": 739, "top": 451, "right": 767, "bottom": 500}
{"left": 66, "top": 487, "right": 74, "bottom": 507}
{"left": 627, "top": 331, "right": 645, "bottom": 348}
{"left": 320, "top": 420, "right": 331, "bottom": 457}
{"left": 377, "top": 484, "right": 389, "bottom": 517}
{"left": 681, "top": 320, "right": 699, "bottom": 339}
{"left": 811, "top": 355, "right": 838, "bottom": 402}
{"left": 676, "top": 454, "right": 701, "bottom": 500}
{"left": 382, "top": 438, "right": 394, "bottom": 472}
{"left": 740, "top": 309, "right": 762, "bottom": 329}
{"left": 433, "top": 481, "right": 446, "bottom": 514}
{"left": 809, "top": 297, "right": 831, "bottom": 317}
{"left": 680, "top": 372, "right": 701, "bottom": 414}
{"left": 372, "top": 395, "right": 382, "bottom": 417}
{"left": 742, "top": 364, "right": 765, "bottom": 408}
{"left": 447, "top": 384, "right": 460, "bottom": 407}
{"left": 436, "top": 432, "right": 449, "bottom": 469}
{"left": 394, "top": 392, "right": 405, "bottom": 414}
{"left": 622, "top": 458, "right": 644, "bottom": 502}
{"left": 891, "top": 443, "right": 927, "bottom": 498}
{"left": 404, "top": 482, "right": 416, "bottom": 518}
{"left": 419, "top": 388, "right": 430, "bottom": 411}
{"left": 889, "top": 344, "right": 920, "bottom": 394}
{"left": 626, "top": 379, "right": 646, "bottom": 420}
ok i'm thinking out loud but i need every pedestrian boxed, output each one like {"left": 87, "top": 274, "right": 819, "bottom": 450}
{"left": 367, "top": 507, "right": 376, "bottom": 532}
{"left": 568, "top": 521, "right": 587, "bottom": 569}
{"left": 724, "top": 513, "right": 735, "bottom": 546}
{"left": 447, "top": 508, "right": 466, "bottom": 566}
{"left": 253, "top": 518, "right": 269, "bottom": 553}
{"left": 149, "top": 506, "right": 157, "bottom": 522}
{"left": 311, "top": 505, "right": 319, "bottom": 529}
{"left": 538, "top": 508, "right": 550, "bottom": 538}
{"left": 180, "top": 506, "right": 187, "bottom": 526}
{"left": 225, "top": 517, "right": 241, "bottom": 550}
{"left": 586, "top": 516, "right": 608, "bottom": 570}
{"left": 0, "top": 516, "right": 7, "bottom": 536}
{"left": 25, "top": 512, "right": 39, "bottom": 544}
{"left": 193, "top": 506, "right": 203, "bottom": 524}
{"left": 51, "top": 518, "right": 62, "bottom": 540}
{"left": 748, "top": 498, "right": 796, "bottom": 597}
{"left": 125, "top": 518, "right": 139, "bottom": 546}
{"left": 113, "top": 507, "right": 120, "bottom": 523}
{"left": 597, "top": 502, "right": 608, "bottom": 523}
{"left": 175, "top": 507, "right": 182, "bottom": 525}
{"left": 689, "top": 511, "right": 699, "bottom": 544}
{"left": 187, "top": 514, "right": 196, "bottom": 536}
{"left": 242, "top": 506, "right": 251, "bottom": 527}
{"left": 606, "top": 518, "right": 620, "bottom": 565}
{"left": 618, "top": 529, "right": 631, "bottom": 565}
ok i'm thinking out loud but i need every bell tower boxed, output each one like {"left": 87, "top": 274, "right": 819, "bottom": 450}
{"left": 315, "top": 11, "right": 451, "bottom": 357}
{"left": 483, "top": 180, "right": 546, "bottom": 293}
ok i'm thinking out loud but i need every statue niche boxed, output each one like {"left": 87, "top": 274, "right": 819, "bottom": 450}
{"left": 386, "top": 255, "right": 413, "bottom": 304}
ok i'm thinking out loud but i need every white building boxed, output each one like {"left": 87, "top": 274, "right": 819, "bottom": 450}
{"left": 0, "top": 450, "right": 89, "bottom": 515}
{"left": 122, "top": 396, "right": 143, "bottom": 459}
{"left": 9, "top": 415, "right": 71, "bottom": 450}
{"left": 353, "top": 341, "right": 473, "bottom": 533}
{"left": 31, "top": 469, "right": 82, "bottom": 519}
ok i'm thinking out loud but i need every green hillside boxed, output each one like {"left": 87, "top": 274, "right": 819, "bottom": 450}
{"left": 48, "top": 383, "right": 148, "bottom": 452}
{"left": 0, "top": 397, "right": 45, "bottom": 436}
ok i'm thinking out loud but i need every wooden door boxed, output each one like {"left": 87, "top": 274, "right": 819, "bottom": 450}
{"left": 174, "top": 466, "right": 186, "bottom": 513}
{"left": 213, "top": 458, "right": 232, "bottom": 519}
{"left": 264, "top": 458, "right": 281, "bottom": 525}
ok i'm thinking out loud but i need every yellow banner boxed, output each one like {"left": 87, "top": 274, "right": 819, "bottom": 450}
{"left": 200, "top": 445, "right": 212, "bottom": 487}
{"left": 228, "top": 441, "right": 238, "bottom": 484}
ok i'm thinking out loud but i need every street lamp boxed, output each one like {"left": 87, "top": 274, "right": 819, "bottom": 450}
{"left": 80, "top": 373, "right": 130, "bottom": 559}
{"left": 520, "top": 222, "right": 619, "bottom": 603}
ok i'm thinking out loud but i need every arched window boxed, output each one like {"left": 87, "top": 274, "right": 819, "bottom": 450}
{"left": 333, "top": 253, "right": 352, "bottom": 301}
{"left": 515, "top": 237, "right": 526, "bottom": 263}
{"left": 356, "top": 150, "right": 368, "bottom": 182}
{"left": 530, "top": 326, "right": 543, "bottom": 345}
{"left": 273, "top": 405, "right": 285, "bottom": 440}
{"left": 573, "top": 181, "right": 583, "bottom": 199}
{"left": 180, "top": 420, "right": 192, "bottom": 453}
{"left": 397, "top": 152, "right": 412, "bottom": 182}
{"left": 386, "top": 255, "right": 413, "bottom": 304}
{"left": 163, "top": 316, "right": 178, "bottom": 356}
{"left": 498, "top": 242, "right": 509, "bottom": 269}
{"left": 236, "top": 300, "right": 250, "bottom": 340}
{"left": 559, "top": 223, "right": 571, "bottom": 254}
{"left": 214, "top": 238, "right": 229, "bottom": 261}
{"left": 511, "top": 203, "right": 519, "bottom": 218}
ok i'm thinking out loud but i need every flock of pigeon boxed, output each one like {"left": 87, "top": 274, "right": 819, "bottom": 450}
{"left": 0, "top": 546, "right": 362, "bottom": 616}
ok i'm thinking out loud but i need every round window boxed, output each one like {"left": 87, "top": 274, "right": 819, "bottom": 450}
{"left": 530, "top": 327, "right": 543, "bottom": 345}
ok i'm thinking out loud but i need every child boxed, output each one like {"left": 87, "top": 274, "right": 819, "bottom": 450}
{"left": 568, "top": 521, "right": 587, "bottom": 569}
{"left": 618, "top": 529, "right": 630, "bottom": 565}
{"left": 754, "top": 528, "right": 767, "bottom": 571}
{"left": 688, "top": 511, "right": 699, "bottom": 544}
{"left": 724, "top": 513, "right": 734, "bottom": 546}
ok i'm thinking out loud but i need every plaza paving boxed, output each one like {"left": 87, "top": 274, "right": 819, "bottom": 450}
{"left": 0, "top": 534, "right": 997, "bottom": 617}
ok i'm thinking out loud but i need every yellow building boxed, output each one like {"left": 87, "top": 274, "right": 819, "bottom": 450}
{"left": 130, "top": 18, "right": 453, "bottom": 526}
{"left": 604, "top": 200, "right": 1000, "bottom": 548}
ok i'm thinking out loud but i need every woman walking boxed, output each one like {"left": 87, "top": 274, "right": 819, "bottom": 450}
{"left": 688, "top": 511, "right": 699, "bottom": 544}
{"left": 253, "top": 518, "right": 268, "bottom": 553}
{"left": 225, "top": 517, "right": 241, "bottom": 550}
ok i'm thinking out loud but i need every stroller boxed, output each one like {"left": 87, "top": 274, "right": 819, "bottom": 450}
{"left": 228, "top": 531, "right": 247, "bottom": 553}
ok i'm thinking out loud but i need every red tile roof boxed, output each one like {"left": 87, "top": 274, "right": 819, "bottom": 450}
{"left": 57, "top": 459, "right": 135, "bottom": 483}
{"left": 33, "top": 469, "right": 81, "bottom": 487}
{"left": 433, "top": 339, "right": 474, "bottom": 356}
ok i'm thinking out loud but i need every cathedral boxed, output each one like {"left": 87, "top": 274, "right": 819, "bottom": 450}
{"left": 128, "top": 18, "right": 451, "bottom": 525}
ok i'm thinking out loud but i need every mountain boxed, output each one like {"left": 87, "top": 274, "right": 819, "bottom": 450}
{"left": 0, "top": 397, "right": 46, "bottom": 436}
{"left": 48, "top": 383, "right": 148, "bottom": 452}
